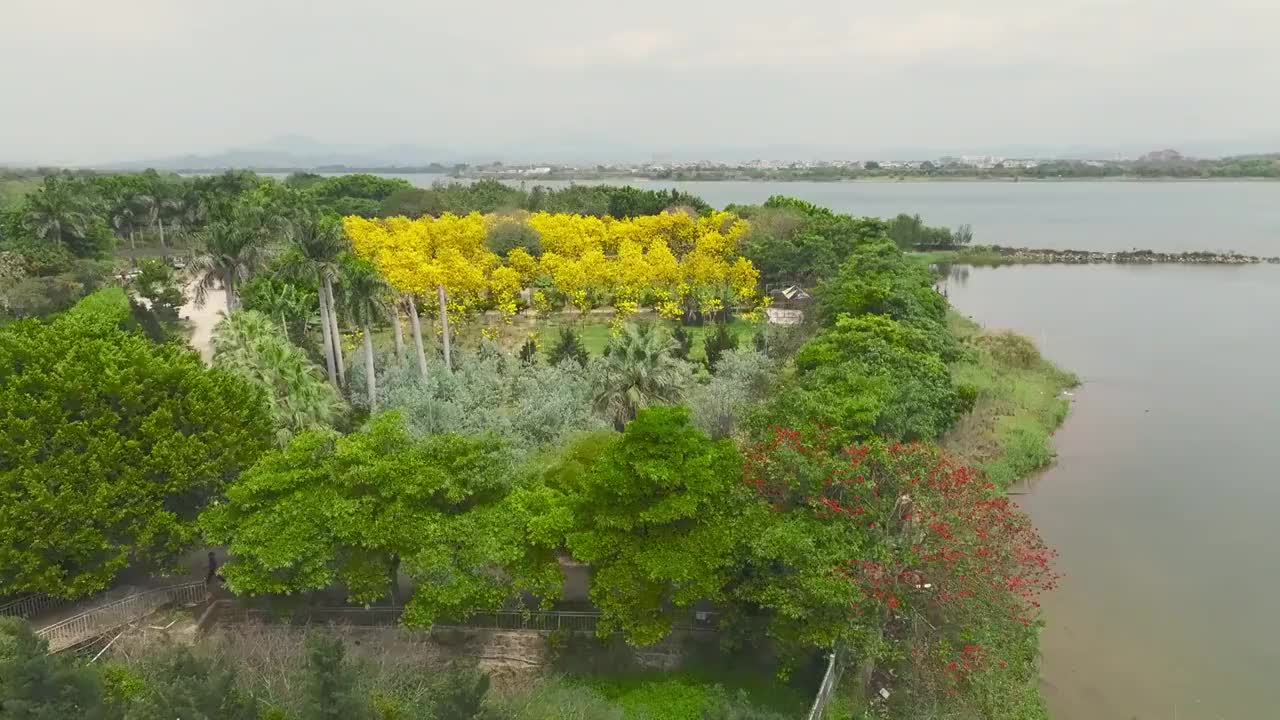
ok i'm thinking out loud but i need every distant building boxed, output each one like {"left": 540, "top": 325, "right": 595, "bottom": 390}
{"left": 1139, "top": 149, "right": 1184, "bottom": 162}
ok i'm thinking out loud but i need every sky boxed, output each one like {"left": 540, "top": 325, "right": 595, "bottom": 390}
{"left": 3, "top": 0, "right": 1279, "bottom": 165}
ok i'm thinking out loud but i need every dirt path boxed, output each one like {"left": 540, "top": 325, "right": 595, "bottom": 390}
{"left": 180, "top": 280, "right": 226, "bottom": 363}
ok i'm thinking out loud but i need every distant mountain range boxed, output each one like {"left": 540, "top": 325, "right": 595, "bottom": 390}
{"left": 92, "top": 135, "right": 1280, "bottom": 171}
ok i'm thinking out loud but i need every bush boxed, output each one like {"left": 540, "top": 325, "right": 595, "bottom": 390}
{"left": 703, "top": 322, "right": 739, "bottom": 372}
{"left": 486, "top": 219, "right": 542, "bottom": 257}
{"left": 0, "top": 617, "right": 113, "bottom": 719}
{"left": 975, "top": 330, "right": 1041, "bottom": 369}
{"left": 702, "top": 686, "right": 790, "bottom": 720}
{"left": 490, "top": 679, "right": 622, "bottom": 720}
{"left": 548, "top": 327, "right": 589, "bottom": 367}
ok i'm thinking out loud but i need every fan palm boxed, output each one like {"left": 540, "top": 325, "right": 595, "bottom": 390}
{"left": 190, "top": 209, "right": 269, "bottom": 311}
{"left": 212, "top": 310, "right": 343, "bottom": 445}
{"left": 339, "top": 258, "right": 390, "bottom": 412}
{"left": 22, "top": 178, "right": 92, "bottom": 249}
{"left": 592, "top": 322, "right": 693, "bottom": 431}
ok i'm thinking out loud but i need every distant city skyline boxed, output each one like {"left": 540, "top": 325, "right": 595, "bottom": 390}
{"left": 53, "top": 134, "right": 1274, "bottom": 173}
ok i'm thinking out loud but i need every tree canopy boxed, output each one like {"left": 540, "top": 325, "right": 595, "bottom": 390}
{"left": 559, "top": 406, "right": 746, "bottom": 645}
{"left": 0, "top": 289, "right": 272, "bottom": 598}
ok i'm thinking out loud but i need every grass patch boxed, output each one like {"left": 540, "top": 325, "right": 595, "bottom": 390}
{"left": 364, "top": 314, "right": 761, "bottom": 363}
{"left": 909, "top": 248, "right": 1030, "bottom": 268}
{"left": 943, "top": 312, "right": 1078, "bottom": 489}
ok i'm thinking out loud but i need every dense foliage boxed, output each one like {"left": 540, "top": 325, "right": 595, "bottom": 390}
{"left": 0, "top": 289, "right": 272, "bottom": 598}
{"left": 201, "top": 412, "right": 561, "bottom": 624}
{"left": 0, "top": 172, "right": 1061, "bottom": 719}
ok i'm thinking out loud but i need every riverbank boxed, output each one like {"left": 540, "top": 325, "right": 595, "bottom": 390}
{"left": 916, "top": 246, "right": 1280, "bottom": 267}
{"left": 454, "top": 173, "right": 1280, "bottom": 183}
{"left": 944, "top": 312, "right": 1079, "bottom": 490}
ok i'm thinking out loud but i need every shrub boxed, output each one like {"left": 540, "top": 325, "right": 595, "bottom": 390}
{"left": 548, "top": 327, "right": 589, "bottom": 367}
{"left": 975, "top": 330, "right": 1041, "bottom": 369}
{"left": 486, "top": 219, "right": 542, "bottom": 257}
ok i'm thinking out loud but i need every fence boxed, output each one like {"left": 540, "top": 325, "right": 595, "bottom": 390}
{"left": 0, "top": 594, "right": 73, "bottom": 621}
{"left": 805, "top": 647, "right": 845, "bottom": 720}
{"left": 211, "top": 605, "right": 718, "bottom": 636}
{"left": 36, "top": 582, "right": 208, "bottom": 653}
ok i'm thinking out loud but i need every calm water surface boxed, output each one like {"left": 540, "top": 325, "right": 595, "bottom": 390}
{"left": 387, "top": 176, "right": 1280, "bottom": 256}
{"left": 946, "top": 264, "right": 1280, "bottom": 720}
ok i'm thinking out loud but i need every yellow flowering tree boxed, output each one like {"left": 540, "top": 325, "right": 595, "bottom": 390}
{"left": 346, "top": 209, "right": 765, "bottom": 336}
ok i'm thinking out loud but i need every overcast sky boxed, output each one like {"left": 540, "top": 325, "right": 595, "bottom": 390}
{"left": 3, "top": 0, "right": 1278, "bottom": 164}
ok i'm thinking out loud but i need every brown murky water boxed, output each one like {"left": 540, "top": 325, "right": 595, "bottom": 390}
{"left": 946, "top": 264, "right": 1280, "bottom": 720}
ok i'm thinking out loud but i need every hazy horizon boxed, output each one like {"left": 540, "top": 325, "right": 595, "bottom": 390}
{"left": 4, "top": 0, "right": 1278, "bottom": 166}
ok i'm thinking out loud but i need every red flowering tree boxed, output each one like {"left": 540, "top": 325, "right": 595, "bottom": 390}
{"left": 734, "top": 429, "right": 1058, "bottom": 718}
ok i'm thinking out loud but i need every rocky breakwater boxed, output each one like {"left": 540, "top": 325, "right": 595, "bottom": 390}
{"left": 991, "top": 247, "right": 1280, "bottom": 264}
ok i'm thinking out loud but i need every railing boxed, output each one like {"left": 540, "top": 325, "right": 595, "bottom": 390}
{"left": 0, "top": 594, "right": 73, "bottom": 620}
{"left": 805, "top": 647, "right": 844, "bottom": 720}
{"left": 36, "top": 582, "right": 208, "bottom": 653}
{"left": 212, "top": 605, "right": 719, "bottom": 636}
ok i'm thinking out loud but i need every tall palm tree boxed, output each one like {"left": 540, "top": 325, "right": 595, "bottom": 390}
{"left": 190, "top": 209, "right": 268, "bottom": 312}
{"left": 592, "top": 322, "right": 693, "bottom": 431}
{"left": 22, "top": 178, "right": 91, "bottom": 249}
{"left": 339, "top": 258, "right": 390, "bottom": 412}
{"left": 290, "top": 211, "right": 347, "bottom": 389}
{"left": 212, "top": 310, "right": 343, "bottom": 445}
{"left": 110, "top": 204, "right": 138, "bottom": 251}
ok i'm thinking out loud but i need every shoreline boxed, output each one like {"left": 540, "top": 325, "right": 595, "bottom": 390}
{"left": 943, "top": 312, "right": 1079, "bottom": 490}
{"left": 450, "top": 174, "right": 1280, "bottom": 184}
{"left": 916, "top": 247, "right": 1280, "bottom": 267}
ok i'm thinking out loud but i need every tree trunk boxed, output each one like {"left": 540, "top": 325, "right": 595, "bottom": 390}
{"left": 389, "top": 555, "right": 402, "bottom": 605}
{"left": 363, "top": 320, "right": 377, "bottom": 413}
{"left": 437, "top": 284, "right": 452, "bottom": 372}
{"left": 325, "top": 278, "right": 346, "bottom": 387}
{"left": 129, "top": 231, "right": 136, "bottom": 251}
{"left": 390, "top": 302, "right": 405, "bottom": 363}
{"left": 407, "top": 295, "right": 428, "bottom": 379}
{"left": 318, "top": 287, "right": 338, "bottom": 388}
{"left": 157, "top": 215, "right": 166, "bottom": 249}
{"left": 223, "top": 278, "right": 236, "bottom": 313}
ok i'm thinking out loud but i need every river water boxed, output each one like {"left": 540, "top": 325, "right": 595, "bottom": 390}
{"left": 945, "top": 263, "right": 1280, "bottom": 719}
{"left": 383, "top": 175, "right": 1280, "bottom": 256}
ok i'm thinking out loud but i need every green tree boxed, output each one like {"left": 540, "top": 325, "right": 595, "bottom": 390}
{"left": 131, "top": 258, "right": 185, "bottom": 321}
{"left": 302, "top": 635, "right": 369, "bottom": 720}
{"left": 122, "top": 646, "right": 259, "bottom": 720}
{"left": 288, "top": 211, "right": 350, "bottom": 389}
{"left": 485, "top": 218, "right": 542, "bottom": 257}
{"left": 190, "top": 205, "right": 270, "bottom": 312}
{"left": 772, "top": 314, "right": 959, "bottom": 443}
{"left": 18, "top": 177, "right": 112, "bottom": 258}
{"left": 338, "top": 257, "right": 390, "bottom": 411}
{"left": 212, "top": 310, "right": 344, "bottom": 445}
{"left": 0, "top": 617, "right": 116, "bottom": 720}
{"left": 702, "top": 322, "right": 739, "bottom": 372}
{"left": 518, "top": 336, "right": 539, "bottom": 366}
{"left": 0, "top": 289, "right": 272, "bottom": 598}
{"left": 201, "top": 413, "right": 549, "bottom": 620}
{"left": 671, "top": 325, "right": 691, "bottom": 361}
{"left": 563, "top": 407, "right": 745, "bottom": 644}
{"left": 239, "top": 272, "right": 317, "bottom": 343}
{"left": 591, "top": 323, "right": 692, "bottom": 431}
{"left": 548, "top": 327, "right": 588, "bottom": 367}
